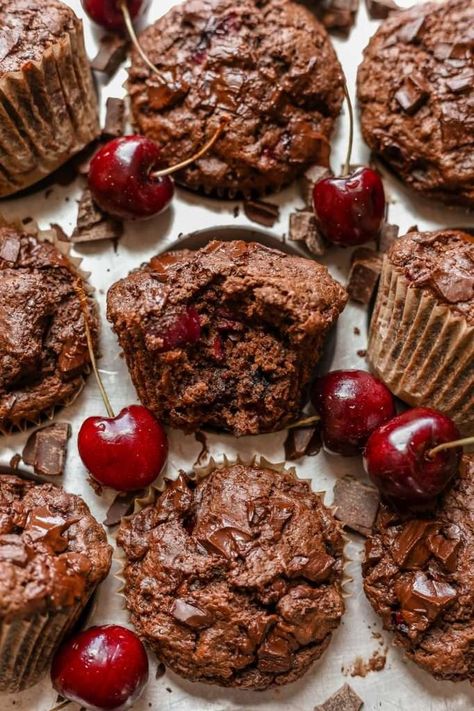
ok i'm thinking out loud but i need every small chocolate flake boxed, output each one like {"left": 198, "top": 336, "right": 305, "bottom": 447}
{"left": 315, "top": 683, "right": 363, "bottom": 711}
{"left": 365, "top": 0, "right": 399, "bottom": 19}
{"left": 243, "top": 199, "right": 280, "bottom": 227}
{"left": 407, "top": 224, "right": 419, "bottom": 233}
{"left": 102, "top": 97, "right": 126, "bottom": 139}
{"left": 284, "top": 426, "right": 321, "bottom": 460}
{"left": 22, "top": 423, "right": 71, "bottom": 478}
{"left": 104, "top": 490, "right": 145, "bottom": 527}
{"left": 233, "top": 204, "right": 240, "bottom": 218}
{"left": 333, "top": 476, "right": 380, "bottom": 537}
{"left": 357, "top": 349, "right": 367, "bottom": 358}
{"left": 91, "top": 34, "right": 129, "bottom": 77}
{"left": 155, "top": 662, "right": 166, "bottom": 679}
{"left": 72, "top": 188, "right": 124, "bottom": 243}
{"left": 347, "top": 251, "right": 382, "bottom": 304}
{"left": 353, "top": 326, "right": 360, "bottom": 335}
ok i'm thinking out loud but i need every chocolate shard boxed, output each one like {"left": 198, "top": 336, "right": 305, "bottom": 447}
{"left": 446, "top": 73, "right": 473, "bottom": 94}
{"left": 22, "top": 423, "right": 71, "bottom": 478}
{"left": 90, "top": 34, "right": 129, "bottom": 77}
{"left": 365, "top": 0, "right": 400, "bottom": 20}
{"left": 243, "top": 199, "right": 280, "bottom": 227}
{"left": 318, "top": 0, "right": 359, "bottom": 37}
{"left": 284, "top": 426, "right": 321, "bottom": 460}
{"left": 333, "top": 476, "right": 380, "bottom": 537}
{"left": 395, "top": 73, "right": 430, "bottom": 115}
{"left": 347, "top": 249, "right": 383, "bottom": 304}
{"left": 398, "top": 16, "right": 425, "bottom": 43}
{"left": 102, "top": 98, "right": 126, "bottom": 140}
{"left": 104, "top": 490, "right": 145, "bottom": 527}
{"left": 72, "top": 188, "right": 124, "bottom": 243}
{"left": 289, "top": 211, "right": 326, "bottom": 257}
{"left": 379, "top": 222, "right": 399, "bottom": 253}
{"left": 315, "top": 683, "right": 363, "bottom": 711}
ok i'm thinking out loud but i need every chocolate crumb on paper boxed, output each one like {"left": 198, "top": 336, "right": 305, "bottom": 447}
{"left": 72, "top": 188, "right": 124, "bottom": 243}
{"left": 314, "top": 683, "right": 363, "bottom": 711}
{"left": 243, "top": 199, "right": 280, "bottom": 227}
{"left": 333, "top": 476, "right": 379, "bottom": 536}
{"left": 345, "top": 649, "right": 387, "bottom": 677}
{"left": 22, "top": 423, "right": 71, "bottom": 478}
{"left": 90, "top": 34, "right": 129, "bottom": 77}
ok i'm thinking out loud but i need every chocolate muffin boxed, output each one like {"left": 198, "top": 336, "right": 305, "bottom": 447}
{"left": 363, "top": 455, "right": 474, "bottom": 683}
{"left": 0, "top": 0, "right": 99, "bottom": 197}
{"left": 107, "top": 240, "right": 347, "bottom": 436}
{"left": 128, "top": 0, "right": 344, "bottom": 197}
{"left": 118, "top": 463, "right": 345, "bottom": 689}
{"left": 368, "top": 229, "right": 474, "bottom": 436}
{"left": 357, "top": 0, "right": 474, "bottom": 207}
{"left": 0, "top": 474, "right": 112, "bottom": 692}
{"left": 0, "top": 227, "right": 98, "bottom": 433}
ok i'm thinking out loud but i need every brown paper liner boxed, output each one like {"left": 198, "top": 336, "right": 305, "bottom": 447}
{"left": 0, "top": 216, "right": 98, "bottom": 436}
{"left": 368, "top": 260, "right": 474, "bottom": 436}
{"left": 0, "top": 592, "right": 92, "bottom": 693}
{"left": 0, "top": 14, "right": 99, "bottom": 197}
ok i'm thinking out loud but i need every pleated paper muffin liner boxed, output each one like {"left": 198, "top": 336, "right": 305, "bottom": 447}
{"left": 0, "top": 12, "right": 99, "bottom": 197}
{"left": 0, "top": 216, "right": 98, "bottom": 436}
{"left": 0, "top": 592, "right": 93, "bottom": 693}
{"left": 368, "top": 260, "right": 474, "bottom": 436}
{"left": 114, "top": 455, "right": 351, "bottom": 683}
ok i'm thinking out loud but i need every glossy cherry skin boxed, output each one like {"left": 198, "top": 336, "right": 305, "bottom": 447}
{"left": 313, "top": 167, "right": 385, "bottom": 246}
{"left": 364, "top": 407, "right": 462, "bottom": 503}
{"left": 81, "top": 0, "right": 145, "bottom": 32}
{"left": 312, "top": 370, "right": 395, "bottom": 456}
{"left": 78, "top": 405, "right": 168, "bottom": 491}
{"left": 51, "top": 625, "right": 148, "bottom": 711}
{"left": 89, "top": 136, "right": 175, "bottom": 220}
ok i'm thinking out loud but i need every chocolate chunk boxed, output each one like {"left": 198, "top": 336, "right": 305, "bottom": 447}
{"left": 315, "top": 683, "right": 363, "bottom": 711}
{"left": 378, "top": 223, "right": 399, "bottom": 253}
{"left": 104, "top": 490, "right": 145, "bottom": 527}
{"left": 365, "top": 0, "right": 400, "bottom": 20}
{"left": 347, "top": 250, "right": 383, "bottom": 304}
{"left": 333, "top": 477, "right": 380, "bottom": 537}
{"left": 0, "top": 234, "right": 20, "bottom": 263}
{"left": 446, "top": 73, "right": 473, "bottom": 94}
{"left": 72, "top": 188, "right": 124, "bottom": 243}
{"left": 395, "top": 74, "right": 430, "bottom": 114}
{"left": 289, "top": 212, "right": 325, "bottom": 257}
{"left": 300, "top": 165, "right": 332, "bottom": 207}
{"left": 398, "top": 16, "right": 425, "bottom": 43}
{"left": 243, "top": 199, "right": 280, "bottom": 227}
{"left": 102, "top": 98, "right": 126, "bottom": 140}
{"left": 22, "top": 423, "right": 71, "bottom": 478}
{"left": 284, "top": 426, "right": 321, "bottom": 460}
{"left": 318, "top": 0, "right": 359, "bottom": 37}
{"left": 171, "top": 599, "right": 213, "bottom": 628}
{"left": 90, "top": 34, "right": 129, "bottom": 77}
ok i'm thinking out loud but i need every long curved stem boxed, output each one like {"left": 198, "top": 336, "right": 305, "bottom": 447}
{"left": 151, "top": 122, "right": 226, "bottom": 178}
{"left": 343, "top": 83, "right": 354, "bottom": 177}
{"left": 120, "top": 1, "right": 165, "bottom": 83}
{"left": 429, "top": 435, "right": 474, "bottom": 457}
{"left": 74, "top": 278, "right": 115, "bottom": 419}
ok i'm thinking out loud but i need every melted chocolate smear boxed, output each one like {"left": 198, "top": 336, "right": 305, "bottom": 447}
{"left": 315, "top": 683, "right": 363, "bottom": 711}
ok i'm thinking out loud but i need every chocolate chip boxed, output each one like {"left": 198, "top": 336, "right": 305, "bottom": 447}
{"left": 90, "top": 34, "right": 129, "bottom": 77}
{"left": 103, "top": 490, "right": 145, "bottom": 527}
{"left": 22, "top": 423, "right": 71, "bottom": 478}
{"left": 289, "top": 211, "right": 326, "bottom": 257}
{"left": 333, "top": 476, "right": 380, "bottom": 537}
{"left": 365, "top": 0, "right": 400, "bottom": 20}
{"left": 243, "top": 199, "right": 280, "bottom": 227}
{"left": 395, "top": 74, "right": 430, "bottom": 114}
{"left": 315, "top": 683, "right": 363, "bottom": 711}
{"left": 284, "top": 426, "right": 321, "bottom": 460}
{"left": 102, "top": 98, "right": 126, "bottom": 139}
{"left": 347, "top": 249, "right": 382, "bottom": 304}
{"left": 72, "top": 188, "right": 124, "bottom": 243}
{"left": 446, "top": 73, "right": 473, "bottom": 94}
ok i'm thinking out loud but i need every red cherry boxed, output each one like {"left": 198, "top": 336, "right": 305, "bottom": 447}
{"left": 364, "top": 407, "right": 462, "bottom": 503}
{"left": 312, "top": 370, "right": 395, "bottom": 455}
{"left": 89, "top": 136, "right": 175, "bottom": 221}
{"left": 81, "top": 0, "right": 145, "bottom": 32}
{"left": 312, "top": 167, "right": 385, "bottom": 246}
{"left": 78, "top": 405, "right": 168, "bottom": 491}
{"left": 51, "top": 625, "right": 148, "bottom": 711}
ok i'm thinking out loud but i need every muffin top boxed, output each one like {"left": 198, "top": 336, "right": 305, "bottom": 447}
{"left": 118, "top": 464, "right": 345, "bottom": 689}
{"left": 357, "top": 0, "right": 474, "bottom": 207}
{"left": 0, "top": 475, "right": 112, "bottom": 620}
{"left": 388, "top": 230, "right": 474, "bottom": 323}
{"left": 0, "top": 0, "right": 77, "bottom": 76}
{"left": 128, "top": 0, "right": 344, "bottom": 196}
{"left": 363, "top": 455, "right": 474, "bottom": 683}
{"left": 0, "top": 228, "right": 98, "bottom": 432}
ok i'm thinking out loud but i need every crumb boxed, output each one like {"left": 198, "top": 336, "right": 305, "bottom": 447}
{"left": 344, "top": 649, "right": 387, "bottom": 677}
{"left": 357, "top": 349, "right": 367, "bottom": 358}
{"left": 353, "top": 326, "right": 360, "bottom": 335}
{"left": 166, "top": 687, "right": 172, "bottom": 693}
{"left": 233, "top": 204, "right": 240, "bottom": 218}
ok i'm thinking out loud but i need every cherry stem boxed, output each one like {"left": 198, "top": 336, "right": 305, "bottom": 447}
{"left": 287, "top": 415, "right": 320, "bottom": 430}
{"left": 74, "top": 277, "right": 115, "bottom": 419}
{"left": 429, "top": 435, "right": 474, "bottom": 457}
{"left": 343, "top": 83, "right": 354, "bottom": 177}
{"left": 120, "top": 1, "right": 165, "bottom": 83}
{"left": 151, "top": 122, "right": 226, "bottom": 178}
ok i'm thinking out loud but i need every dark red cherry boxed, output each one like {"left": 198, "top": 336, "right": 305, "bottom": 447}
{"left": 312, "top": 369, "right": 395, "bottom": 455}
{"left": 51, "top": 625, "right": 148, "bottom": 711}
{"left": 364, "top": 407, "right": 462, "bottom": 503}
{"left": 312, "top": 167, "right": 385, "bottom": 246}
{"left": 89, "top": 136, "right": 175, "bottom": 220}
{"left": 160, "top": 307, "right": 201, "bottom": 351}
{"left": 78, "top": 405, "right": 168, "bottom": 491}
{"left": 81, "top": 0, "right": 145, "bottom": 32}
